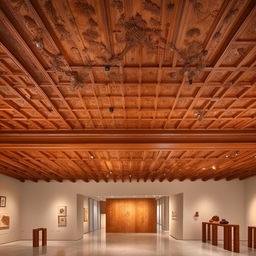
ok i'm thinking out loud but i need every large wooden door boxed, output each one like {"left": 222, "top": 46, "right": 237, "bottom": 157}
{"left": 106, "top": 198, "right": 157, "bottom": 233}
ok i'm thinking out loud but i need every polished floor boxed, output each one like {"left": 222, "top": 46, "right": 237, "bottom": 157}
{"left": 0, "top": 229, "right": 255, "bottom": 256}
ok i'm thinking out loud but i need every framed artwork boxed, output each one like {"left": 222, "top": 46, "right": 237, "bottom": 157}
{"left": 57, "top": 206, "right": 67, "bottom": 216}
{"left": 84, "top": 208, "right": 88, "bottom": 222}
{"left": 0, "top": 215, "right": 10, "bottom": 229}
{"left": 58, "top": 216, "right": 67, "bottom": 227}
{"left": 0, "top": 196, "right": 6, "bottom": 207}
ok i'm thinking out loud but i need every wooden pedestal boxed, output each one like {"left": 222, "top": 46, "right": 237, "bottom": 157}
{"left": 248, "top": 226, "right": 256, "bottom": 249}
{"left": 202, "top": 222, "right": 240, "bottom": 253}
{"left": 33, "top": 228, "right": 47, "bottom": 247}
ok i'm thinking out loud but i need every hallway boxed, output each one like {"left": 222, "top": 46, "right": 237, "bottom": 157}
{"left": 0, "top": 229, "right": 255, "bottom": 256}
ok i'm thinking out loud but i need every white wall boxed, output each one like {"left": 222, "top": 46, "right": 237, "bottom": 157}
{"left": 170, "top": 193, "right": 183, "bottom": 239}
{"left": 0, "top": 174, "right": 21, "bottom": 244}
{"left": 20, "top": 181, "right": 78, "bottom": 240}
{"left": 244, "top": 177, "right": 256, "bottom": 239}
{"left": 0, "top": 174, "right": 249, "bottom": 242}
{"left": 18, "top": 179, "right": 246, "bottom": 240}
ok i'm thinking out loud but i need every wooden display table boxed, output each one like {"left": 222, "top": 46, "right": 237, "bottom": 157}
{"left": 248, "top": 226, "right": 256, "bottom": 248}
{"left": 33, "top": 228, "right": 47, "bottom": 247}
{"left": 202, "top": 222, "right": 240, "bottom": 253}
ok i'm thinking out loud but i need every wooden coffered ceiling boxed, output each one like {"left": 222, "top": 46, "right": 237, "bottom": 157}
{"left": 0, "top": 0, "right": 256, "bottom": 182}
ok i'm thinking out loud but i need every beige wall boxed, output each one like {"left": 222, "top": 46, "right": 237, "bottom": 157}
{"left": 170, "top": 193, "right": 183, "bottom": 239}
{"left": 19, "top": 179, "right": 246, "bottom": 240}
{"left": 0, "top": 174, "right": 251, "bottom": 242}
{"left": 0, "top": 174, "right": 21, "bottom": 244}
{"left": 244, "top": 177, "right": 256, "bottom": 238}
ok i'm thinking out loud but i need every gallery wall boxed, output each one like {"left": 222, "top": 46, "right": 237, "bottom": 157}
{"left": 0, "top": 175, "right": 252, "bottom": 242}
{"left": 17, "top": 179, "right": 246, "bottom": 240}
{"left": 170, "top": 193, "right": 183, "bottom": 239}
{"left": 182, "top": 180, "right": 245, "bottom": 240}
{"left": 0, "top": 174, "right": 21, "bottom": 245}
{"left": 244, "top": 176, "right": 256, "bottom": 239}
{"left": 20, "top": 181, "right": 78, "bottom": 241}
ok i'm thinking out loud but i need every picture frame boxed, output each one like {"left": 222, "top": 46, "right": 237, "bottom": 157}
{"left": 0, "top": 196, "right": 6, "bottom": 207}
{"left": 57, "top": 206, "right": 67, "bottom": 216}
{"left": 84, "top": 208, "right": 88, "bottom": 222}
{"left": 0, "top": 215, "right": 10, "bottom": 229}
{"left": 58, "top": 216, "right": 67, "bottom": 227}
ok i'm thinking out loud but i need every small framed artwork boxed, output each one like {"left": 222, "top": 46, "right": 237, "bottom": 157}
{"left": 57, "top": 206, "right": 67, "bottom": 216}
{"left": 0, "top": 196, "right": 6, "bottom": 207}
{"left": 84, "top": 208, "right": 88, "bottom": 222}
{"left": 58, "top": 216, "right": 67, "bottom": 227}
{"left": 0, "top": 215, "right": 10, "bottom": 229}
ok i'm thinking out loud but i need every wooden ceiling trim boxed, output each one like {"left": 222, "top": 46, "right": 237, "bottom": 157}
{"left": 18, "top": 151, "right": 63, "bottom": 182}
{"left": 3, "top": 151, "right": 54, "bottom": 180}
{"left": 71, "top": 151, "right": 100, "bottom": 182}
{"left": 0, "top": 160, "right": 29, "bottom": 180}
{"left": 0, "top": 154, "right": 41, "bottom": 181}
{"left": 36, "top": 151, "right": 78, "bottom": 181}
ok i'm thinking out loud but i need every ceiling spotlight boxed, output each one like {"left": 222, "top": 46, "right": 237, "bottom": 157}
{"left": 212, "top": 165, "right": 216, "bottom": 170}
{"left": 225, "top": 155, "right": 229, "bottom": 158}
{"left": 202, "top": 167, "right": 206, "bottom": 170}
{"left": 89, "top": 154, "right": 94, "bottom": 159}
{"left": 235, "top": 151, "right": 240, "bottom": 156}
{"left": 105, "top": 64, "right": 110, "bottom": 71}
{"left": 129, "top": 174, "right": 132, "bottom": 178}
{"left": 109, "top": 171, "right": 113, "bottom": 175}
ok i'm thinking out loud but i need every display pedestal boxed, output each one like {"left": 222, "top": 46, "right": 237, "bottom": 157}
{"left": 202, "top": 222, "right": 239, "bottom": 253}
{"left": 33, "top": 228, "right": 47, "bottom": 247}
{"left": 248, "top": 226, "right": 256, "bottom": 249}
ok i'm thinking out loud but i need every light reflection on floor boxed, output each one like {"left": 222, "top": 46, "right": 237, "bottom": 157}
{"left": 0, "top": 229, "right": 255, "bottom": 256}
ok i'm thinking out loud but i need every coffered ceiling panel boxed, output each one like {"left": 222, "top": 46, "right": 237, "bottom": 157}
{"left": 0, "top": 0, "right": 256, "bottom": 182}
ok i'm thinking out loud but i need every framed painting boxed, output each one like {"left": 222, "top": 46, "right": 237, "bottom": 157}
{"left": 57, "top": 206, "right": 67, "bottom": 216}
{"left": 58, "top": 216, "right": 67, "bottom": 227}
{"left": 0, "top": 215, "right": 10, "bottom": 229}
{"left": 84, "top": 208, "right": 88, "bottom": 222}
{"left": 0, "top": 196, "right": 6, "bottom": 207}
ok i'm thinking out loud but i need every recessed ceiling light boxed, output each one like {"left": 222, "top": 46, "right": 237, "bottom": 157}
{"left": 35, "top": 42, "right": 43, "bottom": 49}
{"left": 109, "top": 171, "right": 113, "bottom": 175}
{"left": 225, "top": 155, "right": 229, "bottom": 158}
{"left": 202, "top": 167, "right": 206, "bottom": 170}
{"left": 90, "top": 154, "right": 94, "bottom": 159}
{"left": 212, "top": 165, "right": 216, "bottom": 170}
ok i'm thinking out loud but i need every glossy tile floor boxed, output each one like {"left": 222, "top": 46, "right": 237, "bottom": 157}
{"left": 0, "top": 229, "right": 255, "bottom": 256}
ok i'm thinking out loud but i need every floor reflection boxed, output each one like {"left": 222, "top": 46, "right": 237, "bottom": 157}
{"left": 0, "top": 229, "right": 255, "bottom": 256}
